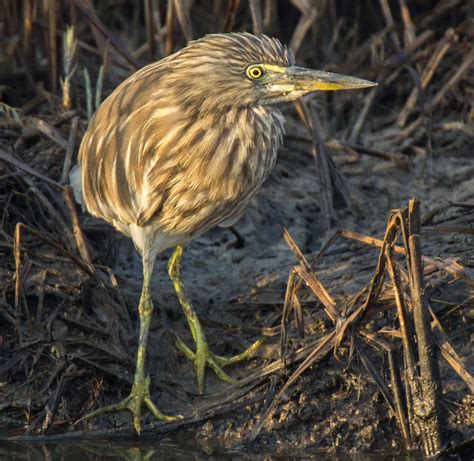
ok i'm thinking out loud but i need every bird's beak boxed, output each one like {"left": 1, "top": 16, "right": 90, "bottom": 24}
{"left": 287, "top": 66, "right": 377, "bottom": 92}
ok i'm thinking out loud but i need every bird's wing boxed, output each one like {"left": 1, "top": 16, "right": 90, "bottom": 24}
{"left": 79, "top": 63, "right": 187, "bottom": 229}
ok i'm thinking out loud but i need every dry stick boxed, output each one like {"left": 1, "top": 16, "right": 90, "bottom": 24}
{"left": 144, "top": 0, "right": 156, "bottom": 61}
{"left": 356, "top": 339, "right": 396, "bottom": 411}
{"left": 349, "top": 29, "right": 434, "bottom": 143}
{"left": 63, "top": 185, "right": 93, "bottom": 266}
{"left": 439, "top": 121, "right": 474, "bottom": 137}
{"left": 336, "top": 220, "right": 398, "bottom": 348}
{"left": 281, "top": 267, "right": 298, "bottom": 360}
{"left": 21, "top": 175, "right": 76, "bottom": 252}
{"left": 398, "top": 0, "right": 416, "bottom": 48}
{"left": 249, "top": 0, "right": 263, "bottom": 35}
{"left": 47, "top": 0, "right": 58, "bottom": 93}
{"left": 64, "top": 188, "right": 131, "bottom": 327}
{"left": 36, "top": 269, "right": 48, "bottom": 324}
{"left": 63, "top": 186, "right": 108, "bottom": 291}
{"left": 312, "top": 228, "right": 466, "bottom": 280}
{"left": 281, "top": 228, "right": 336, "bottom": 352}
{"left": 23, "top": 0, "right": 35, "bottom": 66}
{"left": 386, "top": 245, "right": 420, "bottom": 440}
{"left": 397, "top": 28, "right": 456, "bottom": 127}
{"left": 34, "top": 18, "right": 132, "bottom": 72}
{"left": 399, "top": 47, "right": 474, "bottom": 141}
{"left": 423, "top": 226, "right": 474, "bottom": 236}
{"left": 165, "top": 0, "right": 174, "bottom": 56}
{"left": 154, "top": 0, "right": 164, "bottom": 58}
{"left": 430, "top": 310, "right": 474, "bottom": 393}
{"left": 294, "top": 100, "right": 333, "bottom": 230}
{"left": 388, "top": 347, "right": 412, "bottom": 449}
{"left": 451, "top": 202, "right": 474, "bottom": 209}
{"left": 361, "top": 327, "right": 413, "bottom": 450}
{"left": 289, "top": 1, "right": 318, "bottom": 55}
{"left": 249, "top": 330, "right": 337, "bottom": 441}
{"left": 418, "top": 0, "right": 463, "bottom": 30}
{"left": 74, "top": 0, "right": 139, "bottom": 70}
{"left": 271, "top": 226, "right": 403, "bottom": 444}
{"left": 61, "top": 116, "right": 79, "bottom": 184}
{"left": 263, "top": 0, "right": 276, "bottom": 32}
{"left": 325, "top": 137, "right": 409, "bottom": 169}
{"left": 429, "top": 47, "right": 474, "bottom": 110}
{"left": 283, "top": 229, "right": 337, "bottom": 316}
{"left": 173, "top": 0, "right": 193, "bottom": 42}
{"left": 13, "top": 223, "right": 24, "bottom": 344}
{"left": 349, "top": 143, "right": 409, "bottom": 170}
{"left": 347, "top": 24, "right": 392, "bottom": 73}
{"left": 103, "top": 267, "right": 133, "bottom": 334}
{"left": 403, "top": 65, "right": 432, "bottom": 174}
{"left": 223, "top": 0, "right": 240, "bottom": 32}
{"left": 13, "top": 222, "right": 95, "bottom": 279}
{"left": 380, "top": 326, "right": 474, "bottom": 395}
{"left": 294, "top": 266, "right": 338, "bottom": 322}
{"left": 378, "top": 0, "right": 401, "bottom": 51}
{"left": 30, "top": 118, "right": 68, "bottom": 150}
{"left": 407, "top": 199, "right": 445, "bottom": 456}
{"left": 0, "top": 148, "right": 62, "bottom": 190}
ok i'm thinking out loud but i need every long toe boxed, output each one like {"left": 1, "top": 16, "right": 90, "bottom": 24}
{"left": 176, "top": 336, "right": 264, "bottom": 393}
{"left": 77, "top": 377, "right": 180, "bottom": 434}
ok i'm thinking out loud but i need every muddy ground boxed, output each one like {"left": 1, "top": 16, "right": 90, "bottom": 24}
{"left": 0, "top": 1, "right": 473, "bottom": 458}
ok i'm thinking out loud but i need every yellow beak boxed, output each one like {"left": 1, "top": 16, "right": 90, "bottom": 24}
{"left": 288, "top": 66, "right": 376, "bottom": 92}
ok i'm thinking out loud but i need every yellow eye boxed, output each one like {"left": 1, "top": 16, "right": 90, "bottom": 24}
{"left": 246, "top": 65, "right": 265, "bottom": 80}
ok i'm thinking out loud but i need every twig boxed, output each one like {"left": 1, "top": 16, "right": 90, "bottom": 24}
{"left": 249, "top": 0, "right": 263, "bottom": 34}
{"left": 61, "top": 116, "right": 79, "bottom": 184}
{"left": 397, "top": 28, "right": 456, "bottom": 127}
{"left": 407, "top": 198, "right": 445, "bottom": 455}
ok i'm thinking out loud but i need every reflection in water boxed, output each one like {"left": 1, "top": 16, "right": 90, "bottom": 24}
{"left": 0, "top": 440, "right": 421, "bottom": 461}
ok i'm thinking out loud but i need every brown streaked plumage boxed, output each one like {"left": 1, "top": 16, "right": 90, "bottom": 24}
{"left": 74, "top": 32, "right": 375, "bottom": 433}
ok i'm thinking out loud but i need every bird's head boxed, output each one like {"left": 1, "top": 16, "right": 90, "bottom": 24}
{"left": 168, "top": 32, "right": 375, "bottom": 111}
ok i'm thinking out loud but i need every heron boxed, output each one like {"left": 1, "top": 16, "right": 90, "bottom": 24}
{"left": 74, "top": 32, "right": 375, "bottom": 433}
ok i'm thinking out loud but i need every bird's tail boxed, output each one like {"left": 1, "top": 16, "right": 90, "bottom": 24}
{"left": 69, "top": 164, "right": 84, "bottom": 210}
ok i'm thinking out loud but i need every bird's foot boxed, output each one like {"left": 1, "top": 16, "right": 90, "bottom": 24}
{"left": 76, "top": 376, "right": 181, "bottom": 433}
{"left": 176, "top": 336, "right": 264, "bottom": 393}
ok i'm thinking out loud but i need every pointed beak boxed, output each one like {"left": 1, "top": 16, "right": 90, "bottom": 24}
{"left": 287, "top": 66, "right": 376, "bottom": 92}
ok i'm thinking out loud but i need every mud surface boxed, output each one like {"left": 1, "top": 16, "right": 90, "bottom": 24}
{"left": 0, "top": 1, "right": 473, "bottom": 457}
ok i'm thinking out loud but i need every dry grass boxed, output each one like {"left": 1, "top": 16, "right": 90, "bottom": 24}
{"left": 0, "top": 0, "right": 473, "bottom": 457}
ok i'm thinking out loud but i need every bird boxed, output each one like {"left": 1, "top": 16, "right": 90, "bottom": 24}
{"left": 73, "top": 32, "right": 375, "bottom": 433}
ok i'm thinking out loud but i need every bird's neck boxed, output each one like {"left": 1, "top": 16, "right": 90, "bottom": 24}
{"left": 185, "top": 103, "right": 285, "bottom": 190}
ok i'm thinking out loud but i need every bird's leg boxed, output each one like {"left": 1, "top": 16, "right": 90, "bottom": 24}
{"left": 77, "top": 259, "right": 179, "bottom": 433}
{"left": 168, "top": 244, "right": 264, "bottom": 393}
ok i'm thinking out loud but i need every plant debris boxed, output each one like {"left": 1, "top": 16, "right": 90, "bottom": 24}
{"left": 0, "top": 0, "right": 473, "bottom": 457}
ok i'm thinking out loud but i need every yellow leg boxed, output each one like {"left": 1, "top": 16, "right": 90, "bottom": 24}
{"left": 77, "top": 263, "right": 180, "bottom": 433}
{"left": 168, "top": 245, "right": 264, "bottom": 393}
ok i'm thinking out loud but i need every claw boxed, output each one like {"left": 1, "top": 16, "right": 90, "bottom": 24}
{"left": 176, "top": 336, "right": 264, "bottom": 393}
{"left": 76, "top": 376, "right": 181, "bottom": 433}
{"left": 168, "top": 245, "right": 265, "bottom": 393}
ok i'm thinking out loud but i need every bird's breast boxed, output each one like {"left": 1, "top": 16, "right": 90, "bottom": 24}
{"left": 156, "top": 105, "right": 285, "bottom": 237}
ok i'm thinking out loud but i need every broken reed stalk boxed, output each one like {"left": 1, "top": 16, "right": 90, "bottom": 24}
{"left": 294, "top": 100, "right": 333, "bottom": 230}
{"left": 406, "top": 198, "right": 445, "bottom": 455}
{"left": 63, "top": 185, "right": 93, "bottom": 267}
{"left": 387, "top": 347, "right": 412, "bottom": 449}
{"left": 61, "top": 26, "right": 77, "bottom": 110}
{"left": 47, "top": 0, "right": 58, "bottom": 93}
{"left": 144, "top": 0, "right": 156, "bottom": 61}
{"left": 13, "top": 222, "right": 24, "bottom": 344}
{"left": 265, "top": 199, "right": 449, "bottom": 455}
{"left": 61, "top": 115, "right": 79, "bottom": 184}
{"left": 397, "top": 28, "right": 457, "bottom": 127}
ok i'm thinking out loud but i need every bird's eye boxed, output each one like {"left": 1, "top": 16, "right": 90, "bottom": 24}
{"left": 246, "top": 65, "right": 265, "bottom": 80}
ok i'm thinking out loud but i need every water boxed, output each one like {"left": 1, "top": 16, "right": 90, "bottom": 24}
{"left": 0, "top": 440, "right": 422, "bottom": 460}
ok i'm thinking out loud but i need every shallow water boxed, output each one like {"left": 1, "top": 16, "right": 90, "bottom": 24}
{"left": 0, "top": 440, "right": 422, "bottom": 461}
